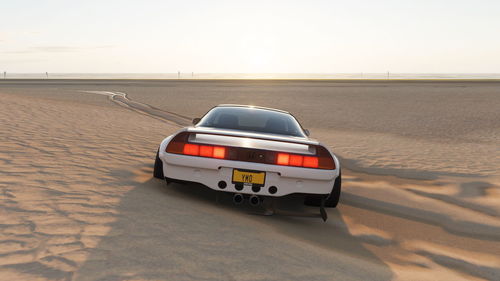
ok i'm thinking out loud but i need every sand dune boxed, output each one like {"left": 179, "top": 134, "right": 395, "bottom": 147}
{"left": 0, "top": 80, "right": 499, "bottom": 281}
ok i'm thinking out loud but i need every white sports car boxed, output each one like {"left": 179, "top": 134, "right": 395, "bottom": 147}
{"left": 154, "top": 105, "right": 341, "bottom": 220}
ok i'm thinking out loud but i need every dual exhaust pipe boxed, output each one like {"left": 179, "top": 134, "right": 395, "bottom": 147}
{"left": 233, "top": 193, "right": 260, "bottom": 206}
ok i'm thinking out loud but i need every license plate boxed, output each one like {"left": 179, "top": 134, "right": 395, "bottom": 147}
{"left": 232, "top": 169, "right": 266, "bottom": 185}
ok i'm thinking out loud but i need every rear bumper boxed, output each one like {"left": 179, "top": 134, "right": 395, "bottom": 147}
{"left": 159, "top": 151, "right": 339, "bottom": 197}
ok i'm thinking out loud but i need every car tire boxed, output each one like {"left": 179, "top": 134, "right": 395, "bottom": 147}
{"left": 304, "top": 170, "right": 341, "bottom": 208}
{"left": 324, "top": 171, "right": 341, "bottom": 207}
{"left": 153, "top": 149, "right": 164, "bottom": 179}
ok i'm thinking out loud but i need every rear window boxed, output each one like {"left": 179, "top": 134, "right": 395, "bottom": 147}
{"left": 197, "top": 107, "right": 306, "bottom": 137}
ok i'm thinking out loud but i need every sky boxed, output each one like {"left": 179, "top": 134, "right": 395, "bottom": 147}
{"left": 1, "top": 0, "right": 499, "bottom": 73}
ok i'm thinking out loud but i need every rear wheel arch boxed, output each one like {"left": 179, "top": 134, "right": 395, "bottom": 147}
{"left": 304, "top": 169, "right": 341, "bottom": 208}
{"left": 325, "top": 169, "right": 341, "bottom": 207}
{"left": 153, "top": 149, "right": 164, "bottom": 179}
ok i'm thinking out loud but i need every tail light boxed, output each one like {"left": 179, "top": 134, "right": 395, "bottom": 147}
{"left": 167, "top": 133, "right": 227, "bottom": 159}
{"left": 166, "top": 132, "right": 335, "bottom": 169}
{"left": 183, "top": 144, "right": 199, "bottom": 155}
{"left": 182, "top": 144, "right": 226, "bottom": 159}
{"left": 276, "top": 145, "right": 334, "bottom": 170}
{"left": 213, "top": 147, "right": 226, "bottom": 159}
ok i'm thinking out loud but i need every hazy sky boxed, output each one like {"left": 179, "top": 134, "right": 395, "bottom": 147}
{"left": 1, "top": 0, "right": 499, "bottom": 73}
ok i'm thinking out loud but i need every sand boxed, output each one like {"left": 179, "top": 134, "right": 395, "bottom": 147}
{"left": 0, "top": 79, "right": 499, "bottom": 281}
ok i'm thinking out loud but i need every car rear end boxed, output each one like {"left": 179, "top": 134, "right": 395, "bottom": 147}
{"left": 158, "top": 128, "right": 340, "bottom": 197}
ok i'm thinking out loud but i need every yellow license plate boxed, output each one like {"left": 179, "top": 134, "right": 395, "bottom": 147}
{"left": 232, "top": 169, "right": 266, "bottom": 185}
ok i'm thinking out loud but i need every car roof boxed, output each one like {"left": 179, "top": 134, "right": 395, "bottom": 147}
{"left": 215, "top": 104, "right": 289, "bottom": 114}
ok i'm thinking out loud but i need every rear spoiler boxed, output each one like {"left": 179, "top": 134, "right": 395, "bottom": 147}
{"left": 185, "top": 127, "right": 319, "bottom": 146}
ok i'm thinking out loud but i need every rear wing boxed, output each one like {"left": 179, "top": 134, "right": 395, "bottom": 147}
{"left": 185, "top": 127, "right": 319, "bottom": 146}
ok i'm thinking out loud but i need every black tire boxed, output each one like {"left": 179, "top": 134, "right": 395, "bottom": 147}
{"left": 304, "top": 170, "right": 341, "bottom": 208}
{"left": 153, "top": 149, "right": 164, "bottom": 179}
{"left": 325, "top": 171, "right": 341, "bottom": 207}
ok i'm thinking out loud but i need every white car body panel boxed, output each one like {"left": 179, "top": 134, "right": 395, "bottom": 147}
{"left": 159, "top": 127, "right": 340, "bottom": 197}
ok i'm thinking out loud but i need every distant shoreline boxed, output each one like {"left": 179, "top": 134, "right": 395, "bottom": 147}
{"left": 2, "top": 72, "right": 500, "bottom": 80}
{"left": 2, "top": 78, "right": 500, "bottom": 83}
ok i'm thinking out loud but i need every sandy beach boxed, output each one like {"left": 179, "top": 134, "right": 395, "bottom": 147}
{"left": 0, "top": 79, "right": 499, "bottom": 281}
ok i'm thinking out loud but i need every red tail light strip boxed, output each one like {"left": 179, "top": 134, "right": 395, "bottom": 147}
{"left": 277, "top": 153, "right": 321, "bottom": 168}
{"left": 166, "top": 132, "right": 335, "bottom": 169}
{"left": 182, "top": 143, "right": 226, "bottom": 159}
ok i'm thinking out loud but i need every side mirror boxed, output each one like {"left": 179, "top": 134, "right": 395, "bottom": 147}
{"left": 303, "top": 129, "right": 310, "bottom": 136}
{"left": 192, "top": 117, "right": 201, "bottom": 125}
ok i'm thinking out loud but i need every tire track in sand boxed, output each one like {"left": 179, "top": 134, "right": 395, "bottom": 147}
{"left": 80, "top": 91, "right": 192, "bottom": 127}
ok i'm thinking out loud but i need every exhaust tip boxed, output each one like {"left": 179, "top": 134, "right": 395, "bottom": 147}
{"left": 218, "top": 181, "right": 227, "bottom": 189}
{"left": 268, "top": 186, "right": 277, "bottom": 194}
{"left": 233, "top": 193, "right": 244, "bottom": 205}
{"left": 249, "top": 195, "right": 260, "bottom": 206}
{"left": 235, "top": 183, "right": 244, "bottom": 191}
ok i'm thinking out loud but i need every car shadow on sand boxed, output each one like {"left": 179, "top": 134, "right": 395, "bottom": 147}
{"left": 74, "top": 165, "right": 394, "bottom": 281}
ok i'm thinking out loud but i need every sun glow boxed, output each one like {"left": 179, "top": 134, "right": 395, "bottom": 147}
{"left": 243, "top": 47, "right": 275, "bottom": 73}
